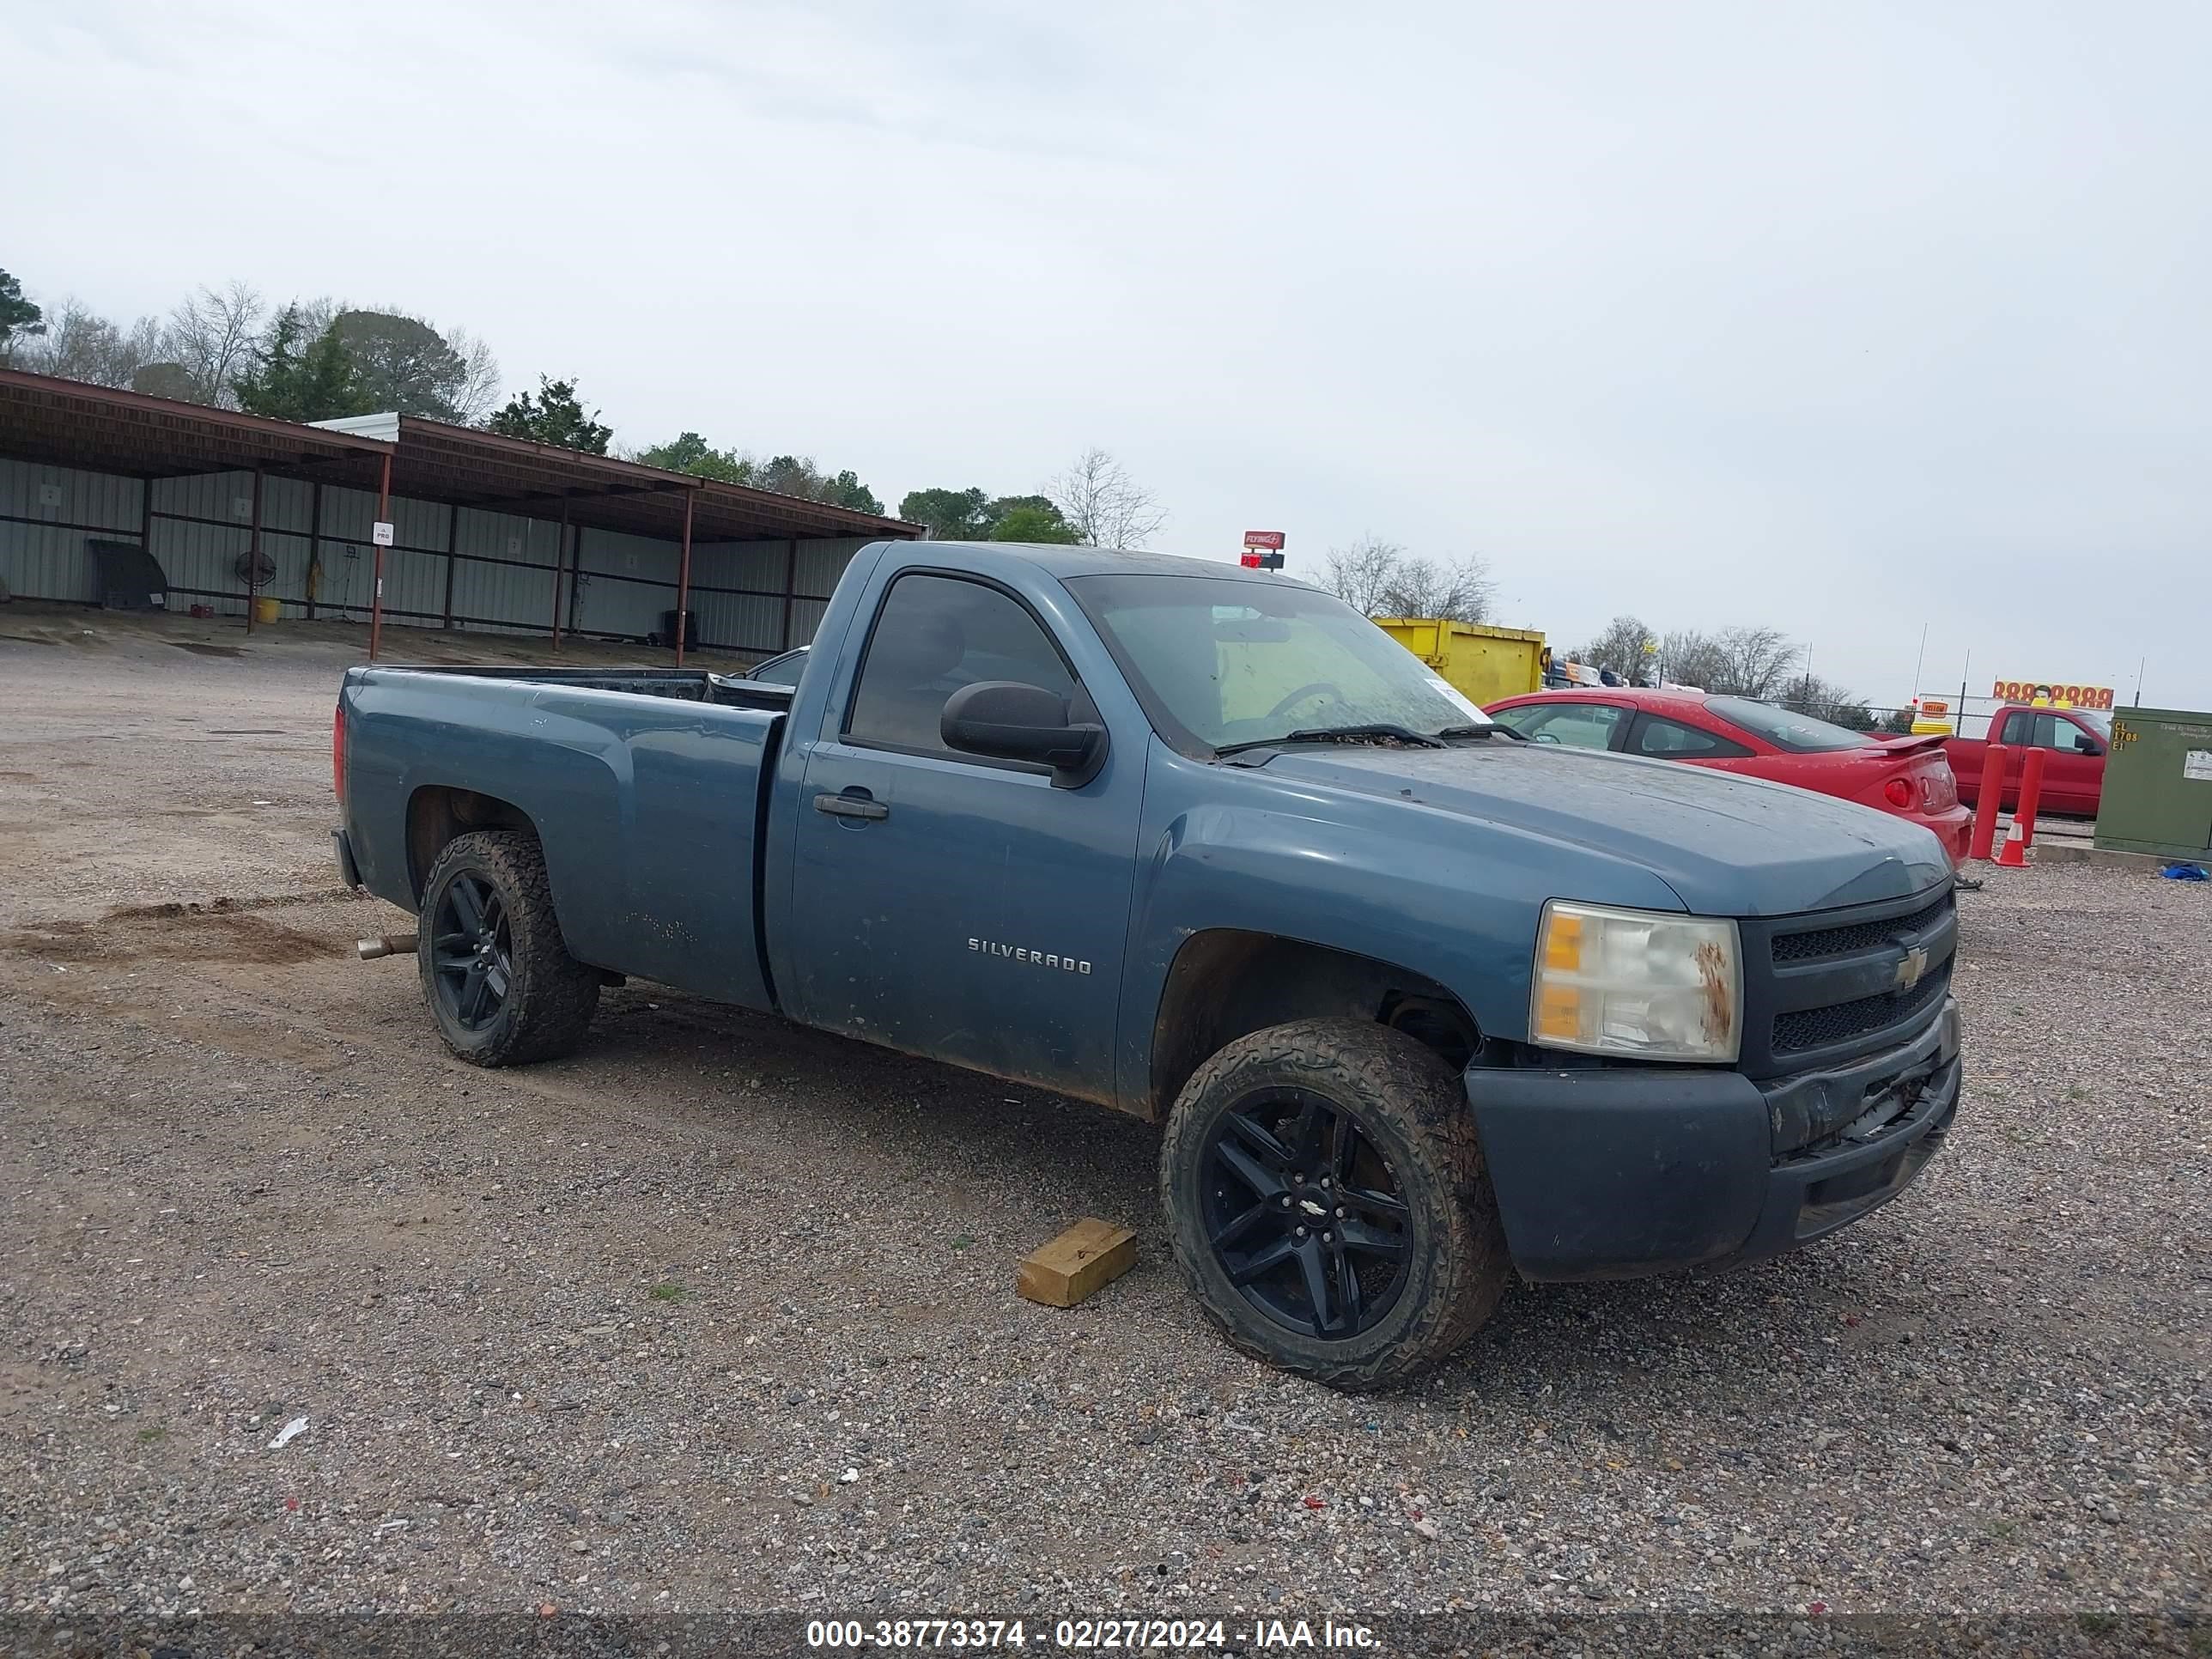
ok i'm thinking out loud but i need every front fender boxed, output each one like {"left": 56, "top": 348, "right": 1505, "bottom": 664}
{"left": 1113, "top": 743, "right": 1686, "bottom": 1111}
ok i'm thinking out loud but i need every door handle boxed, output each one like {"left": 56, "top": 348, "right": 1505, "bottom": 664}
{"left": 814, "top": 791, "right": 889, "bottom": 822}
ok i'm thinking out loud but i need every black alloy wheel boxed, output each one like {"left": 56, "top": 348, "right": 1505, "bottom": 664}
{"left": 415, "top": 830, "right": 600, "bottom": 1066}
{"left": 1202, "top": 1088, "right": 1411, "bottom": 1339}
{"left": 429, "top": 870, "right": 514, "bottom": 1031}
{"left": 1158, "top": 1018, "right": 1509, "bottom": 1389}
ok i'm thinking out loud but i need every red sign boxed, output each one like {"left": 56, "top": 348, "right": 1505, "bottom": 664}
{"left": 1242, "top": 530, "right": 1285, "bottom": 550}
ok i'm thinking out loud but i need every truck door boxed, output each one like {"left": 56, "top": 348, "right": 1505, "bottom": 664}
{"left": 784, "top": 570, "right": 1140, "bottom": 1102}
{"left": 2018, "top": 711, "right": 2106, "bottom": 814}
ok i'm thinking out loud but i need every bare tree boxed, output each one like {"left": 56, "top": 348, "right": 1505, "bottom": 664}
{"left": 1320, "top": 534, "right": 1405, "bottom": 616}
{"left": 162, "top": 280, "right": 264, "bottom": 405}
{"left": 1713, "top": 625, "right": 1798, "bottom": 699}
{"left": 446, "top": 325, "right": 501, "bottom": 423}
{"left": 1657, "top": 627, "right": 1727, "bottom": 690}
{"left": 1048, "top": 447, "right": 1167, "bottom": 549}
{"left": 1571, "top": 615, "right": 1656, "bottom": 681}
{"left": 1660, "top": 624, "right": 1798, "bottom": 696}
{"left": 1779, "top": 672, "right": 1877, "bottom": 730}
{"left": 1378, "top": 553, "right": 1495, "bottom": 623}
{"left": 20, "top": 299, "right": 160, "bottom": 387}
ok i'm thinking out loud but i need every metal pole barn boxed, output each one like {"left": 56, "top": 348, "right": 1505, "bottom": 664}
{"left": 368, "top": 451, "right": 392, "bottom": 662}
{"left": 674, "top": 490, "right": 696, "bottom": 667}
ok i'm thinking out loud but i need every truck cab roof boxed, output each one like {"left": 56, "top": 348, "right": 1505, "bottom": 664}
{"left": 907, "top": 541, "right": 1303, "bottom": 586}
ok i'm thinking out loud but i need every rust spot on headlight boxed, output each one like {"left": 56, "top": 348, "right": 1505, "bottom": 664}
{"left": 1695, "top": 939, "right": 1733, "bottom": 1042}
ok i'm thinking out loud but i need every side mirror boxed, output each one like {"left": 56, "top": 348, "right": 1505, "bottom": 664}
{"left": 941, "top": 681, "right": 1108, "bottom": 787}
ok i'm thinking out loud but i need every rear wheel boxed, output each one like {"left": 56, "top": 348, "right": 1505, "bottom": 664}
{"left": 418, "top": 830, "right": 599, "bottom": 1066}
{"left": 1159, "top": 1018, "right": 1508, "bottom": 1390}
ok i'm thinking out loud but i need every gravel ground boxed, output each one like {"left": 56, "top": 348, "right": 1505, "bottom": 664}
{"left": 1, "top": 615, "right": 2207, "bottom": 1631}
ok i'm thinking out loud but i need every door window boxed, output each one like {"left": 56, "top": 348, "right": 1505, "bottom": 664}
{"left": 2027, "top": 714, "right": 2100, "bottom": 755}
{"left": 845, "top": 574, "right": 1078, "bottom": 758}
{"left": 1491, "top": 702, "right": 1626, "bottom": 750}
{"left": 1628, "top": 714, "right": 1753, "bottom": 758}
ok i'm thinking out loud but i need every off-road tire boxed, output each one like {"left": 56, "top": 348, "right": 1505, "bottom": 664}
{"left": 417, "top": 830, "right": 599, "bottom": 1066}
{"left": 1159, "top": 1017, "right": 1508, "bottom": 1390}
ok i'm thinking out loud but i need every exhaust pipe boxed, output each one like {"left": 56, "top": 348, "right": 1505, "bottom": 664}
{"left": 356, "top": 933, "right": 418, "bottom": 961}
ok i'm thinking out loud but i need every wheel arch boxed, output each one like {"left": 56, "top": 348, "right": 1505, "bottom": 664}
{"left": 405, "top": 786, "right": 542, "bottom": 906}
{"left": 1146, "top": 929, "right": 1482, "bottom": 1121}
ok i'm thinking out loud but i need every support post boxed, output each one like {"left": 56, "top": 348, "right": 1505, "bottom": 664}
{"left": 442, "top": 503, "right": 459, "bottom": 629}
{"left": 368, "top": 452, "right": 392, "bottom": 662}
{"left": 674, "top": 490, "right": 696, "bottom": 667}
{"left": 1967, "top": 744, "right": 2008, "bottom": 861}
{"left": 306, "top": 481, "right": 323, "bottom": 621}
{"left": 550, "top": 499, "right": 570, "bottom": 652}
{"left": 780, "top": 538, "right": 799, "bottom": 649}
{"left": 244, "top": 465, "right": 264, "bottom": 633}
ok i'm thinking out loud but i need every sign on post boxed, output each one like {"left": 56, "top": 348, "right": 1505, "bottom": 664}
{"left": 371, "top": 521, "right": 395, "bottom": 548}
{"left": 1241, "top": 529, "right": 1286, "bottom": 569}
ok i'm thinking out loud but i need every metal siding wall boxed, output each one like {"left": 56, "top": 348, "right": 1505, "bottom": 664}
{"left": 0, "top": 456, "right": 143, "bottom": 601}
{"left": 691, "top": 538, "right": 788, "bottom": 594}
{"left": 793, "top": 537, "right": 868, "bottom": 599}
{"left": 449, "top": 509, "right": 560, "bottom": 634}
{"left": 570, "top": 528, "right": 677, "bottom": 641}
{"left": 788, "top": 598, "right": 831, "bottom": 646}
{"left": 693, "top": 592, "right": 786, "bottom": 653}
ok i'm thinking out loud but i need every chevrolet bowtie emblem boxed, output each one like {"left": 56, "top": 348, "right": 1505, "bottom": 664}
{"left": 1894, "top": 945, "right": 1929, "bottom": 991}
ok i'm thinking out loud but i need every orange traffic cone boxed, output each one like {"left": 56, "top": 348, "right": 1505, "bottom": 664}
{"left": 1994, "top": 822, "right": 2031, "bottom": 868}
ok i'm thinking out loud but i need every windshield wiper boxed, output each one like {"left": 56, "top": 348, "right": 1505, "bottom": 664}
{"left": 1217, "top": 723, "right": 1448, "bottom": 757}
{"left": 1437, "top": 723, "right": 1526, "bottom": 742}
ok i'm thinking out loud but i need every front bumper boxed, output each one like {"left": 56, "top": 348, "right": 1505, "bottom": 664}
{"left": 1467, "top": 1000, "right": 1960, "bottom": 1282}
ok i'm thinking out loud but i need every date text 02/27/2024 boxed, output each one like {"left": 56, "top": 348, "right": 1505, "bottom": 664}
{"left": 805, "top": 1617, "right": 1381, "bottom": 1650}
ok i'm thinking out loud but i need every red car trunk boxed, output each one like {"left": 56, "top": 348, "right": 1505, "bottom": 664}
{"left": 1486, "top": 690, "right": 1975, "bottom": 866}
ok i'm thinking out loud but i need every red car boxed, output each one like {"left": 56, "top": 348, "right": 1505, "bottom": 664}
{"left": 1486, "top": 688, "right": 1973, "bottom": 865}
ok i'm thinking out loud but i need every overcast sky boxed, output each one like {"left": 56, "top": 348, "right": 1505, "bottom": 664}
{"left": 8, "top": 1, "right": 2207, "bottom": 708}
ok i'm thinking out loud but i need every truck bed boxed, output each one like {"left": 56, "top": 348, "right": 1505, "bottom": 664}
{"left": 337, "top": 665, "right": 788, "bottom": 1013}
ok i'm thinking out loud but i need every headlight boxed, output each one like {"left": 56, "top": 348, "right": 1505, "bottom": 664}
{"left": 1529, "top": 900, "right": 1741, "bottom": 1063}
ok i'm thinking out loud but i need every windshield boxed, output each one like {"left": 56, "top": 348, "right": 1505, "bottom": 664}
{"left": 1065, "top": 573, "right": 1491, "bottom": 752}
{"left": 1705, "top": 696, "right": 1875, "bottom": 753}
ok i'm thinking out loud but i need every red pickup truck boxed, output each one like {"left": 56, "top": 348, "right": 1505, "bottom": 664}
{"left": 1942, "top": 705, "right": 2111, "bottom": 817}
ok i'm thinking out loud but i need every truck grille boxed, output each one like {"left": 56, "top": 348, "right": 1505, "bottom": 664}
{"left": 1772, "top": 961, "right": 1952, "bottom": 1055}
{"left": 1771, "top": 892, "right": 1951, "bottom": 963}
{"left": 1738, "top": 884, "right": 1959, "bottom": 1078}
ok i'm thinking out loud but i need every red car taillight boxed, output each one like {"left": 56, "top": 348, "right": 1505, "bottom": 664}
{"left": 332, "top": 706, "right": 346, "bottom": 804}
{"left": 1883, "top": 777, "right": 1913, "bottom": 807}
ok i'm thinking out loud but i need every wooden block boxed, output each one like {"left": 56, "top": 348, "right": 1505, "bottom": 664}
{"left": 1017, "top": 1218, "right": 1137, "bottom": 1309}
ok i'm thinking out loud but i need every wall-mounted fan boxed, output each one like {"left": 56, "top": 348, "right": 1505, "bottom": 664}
{"left": 234, "top": 550, "right": 277, "bottom": 586}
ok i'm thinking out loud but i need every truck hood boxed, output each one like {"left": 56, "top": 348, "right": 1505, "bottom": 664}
{"left": 1258, "top": 742, "right": 1949, "bottom": 917}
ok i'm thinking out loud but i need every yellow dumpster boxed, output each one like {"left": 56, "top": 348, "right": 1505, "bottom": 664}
{"left": 1374, "top": 618, "right": 1546, "bottom": 708}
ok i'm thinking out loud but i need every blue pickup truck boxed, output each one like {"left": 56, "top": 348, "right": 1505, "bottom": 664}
{"left": 333, "top": 541, "right": 1962, "bottom": 1389}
